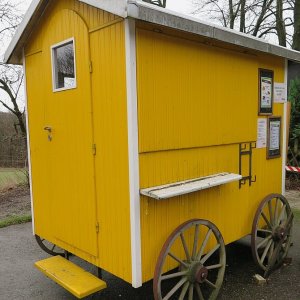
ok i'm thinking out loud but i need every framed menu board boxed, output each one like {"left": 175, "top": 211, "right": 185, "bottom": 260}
{"left": 267, "top": 116, "right": 281, "bottom": 159}
{"left": 259, "top": 69, "right": 274, "bottom": 115}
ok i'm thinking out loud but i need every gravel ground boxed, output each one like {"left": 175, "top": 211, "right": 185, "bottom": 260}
{"left": 0, "top": 221, "right": 299, "bottom": 300}
{"left": 0, "top": 185, "right": 31, "bottom": 219}
{"left": 0, "top": 188, "right": 299, "bottom": 299}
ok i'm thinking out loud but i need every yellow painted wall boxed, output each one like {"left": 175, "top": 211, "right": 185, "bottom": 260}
{"left": 136, "top": 26, "right": 285, "bottom": 282}
{"left": 25, "top": 0, "right": 132, "bottom": 283}
{"left": 89, "top": 21, "right": 132, "bottom": 283}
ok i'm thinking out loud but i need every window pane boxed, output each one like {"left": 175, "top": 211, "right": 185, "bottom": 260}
{"left": 53, "top": 41, "right": 76, "bottom": 90}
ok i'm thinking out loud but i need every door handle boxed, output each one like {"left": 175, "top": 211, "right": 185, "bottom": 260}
{"left": 44, "top": 126, "right": 52, "bottom": 133}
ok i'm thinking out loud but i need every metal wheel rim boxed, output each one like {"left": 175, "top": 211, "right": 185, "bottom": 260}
{"left": 251, "top": 193, "right": 293, "bottom": 274}
{"left": 35, "top": 235, "right": 64, "bottom": 256}
{"left": 153, "top": 219, "right": 226, "bottom": 300}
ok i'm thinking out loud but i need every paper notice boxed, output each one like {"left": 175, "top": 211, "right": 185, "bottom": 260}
{"left": 257, "top": 118, "right": 267, "bottom": 148}
{"left": 274, "top": 83, "right": 286, "bottom": 103}
{"left": 269, "top": 120, "right": 280, "bottom": 150}
{"left": 261, "top": 77, "right": 272, "bottom": 108}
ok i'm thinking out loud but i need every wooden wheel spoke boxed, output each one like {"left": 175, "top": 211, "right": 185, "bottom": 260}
{"left": 41, "top": 239, "right": 45, "bottom": 242}
{"left": 261, "top": 212, "right": 272, "bottom": 229}
{"left": 51, "top": 244, "right": 56, "bottom": 251}
{"left": 200, "top": 244, "right": 220, "bottom": 265}
{"left": 284, "top": 212, "right": 294, "bottom": 229}
{"left": 266, "top": 239, "right": 284, "bottom": 274}
{"left": 178, "top": 282, "right": 189, "bottom": 300}
{"left": 257, "top": 235, "right": 272, "bottom": 249}
{"left": 154, "top": 220, "right": 225, "bottom": 300}
{"left": 180, "top": 233, "right": 191, "bottom": 262}
{"left": 168, "top": 252, "right": 189, "bottom": 268}
{"left": 192, "top": 224, "right": 200, "bottom": 260}
{"left": 268, "top": 201, "right": 274, "bottom": 226}
{"left": 161, "top": 271, "right": 187, "bottom": 281}
{"left": 195, "top": 283, "right": 205, "bottom": 300}
{"left": 257, "top": 228, "right": 272, "bottom": 234}
{"left": 196, "top": 229, "right": 212, "bottom": 261}
{"left": 206, "top": 263, "right": 223, "bottom": 270}
{"left": 163, "top": 277, "right": 187, "bottom": 300}
{"left": 268, "top": 241, "right": 274, "bottom": 260}
{"left": 188, "top": 284, "right": 193, "bottom": 300}
{"left": 277, "top": 204, "right": 287, "bottom": 225}
{"left": 260, "top": 239, "right": 272, "bottom": 264}
{"left": 204, "top": 279, "right": 217, "bottom": 289}
{"left": 252, "top": 195, "right": 293, "bottom": 274}
{"left": 274, "top": 198, "right": 279, "bottom": 225}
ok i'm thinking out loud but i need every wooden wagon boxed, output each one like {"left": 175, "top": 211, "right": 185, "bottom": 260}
{"left": 5, "top": 0, "right": 299, "bottom": 299}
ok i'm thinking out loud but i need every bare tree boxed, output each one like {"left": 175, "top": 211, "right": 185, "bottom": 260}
{"left": 0, "top": 0, "right": 25, "bottom": 137}
{"left": 0, "top": 0, "right": 22, "bottom": 41}
{"left": 293, "top": 0, "right": 300, "bottom": 50}
{"left": 192, "top": 0, "right": 294, "bottom": 46}
{"left": 0, "top": 65, "right": 25, "bottom": 136}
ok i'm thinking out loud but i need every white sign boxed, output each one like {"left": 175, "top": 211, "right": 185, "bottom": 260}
{"left": 274, "top": 83, "right": 286, "bottom": 103}
{"left": 269, "top": 120, "right": 280, "bottom": 150}
{"left": 261, "top": 77, "right": 272, "bottom": 108}
{"left": 257, "top": 118, "right": 267, "bottom": 148}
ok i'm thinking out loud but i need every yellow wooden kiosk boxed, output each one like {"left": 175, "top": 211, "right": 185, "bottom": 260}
{"left": 5, "top": 0, "right": 300, "bottom": 299}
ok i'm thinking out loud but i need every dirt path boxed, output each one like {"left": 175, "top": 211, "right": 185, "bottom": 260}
{"left": 0, "top": 185, "right": 31, "bottom": 219}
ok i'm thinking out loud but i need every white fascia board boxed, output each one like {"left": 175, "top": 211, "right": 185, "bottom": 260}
{"left": 79, "top": 0, "right": 128, "bottom": 17}
{"left": 4, "top": 0, "right": 128, "bottom": 64}
{"left": 128, "top": 1, "right": 300, "bottom": 62}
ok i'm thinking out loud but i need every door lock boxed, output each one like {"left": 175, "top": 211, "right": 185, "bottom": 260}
{"left": 44, "top": 126, "right": 52, "bottom": 141}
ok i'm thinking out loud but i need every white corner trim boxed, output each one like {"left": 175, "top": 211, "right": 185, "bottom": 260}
{"left": 282, "top": 59, "right": 288, "bottom": 196}
{"left": 125, "top": 18, "right": 142, "bottom": 288}
{"left": 23, "top": 48, "right": 35, "bottom": 234}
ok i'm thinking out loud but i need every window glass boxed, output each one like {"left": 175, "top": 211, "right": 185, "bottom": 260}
{"left": 52, "top": 41, "right": 76, "bottom": 90}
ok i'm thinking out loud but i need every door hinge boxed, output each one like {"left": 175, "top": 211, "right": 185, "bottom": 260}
{"left": 96, "top": 222, "right": 99, "bottom": 233}
{"left": 89, "top": 61, "right": 93, "bottom": 73}
{"left": 92, "top": 144, "right": 96, "bottom": 156}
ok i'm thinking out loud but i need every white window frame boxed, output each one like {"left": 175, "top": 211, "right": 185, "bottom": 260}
{"left": 51, "top": 37, "right": 77, "bottom": 92}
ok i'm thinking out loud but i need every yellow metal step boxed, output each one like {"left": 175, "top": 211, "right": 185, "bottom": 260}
{"left": 35, "top": 256, "right": 107, "bottom": 299}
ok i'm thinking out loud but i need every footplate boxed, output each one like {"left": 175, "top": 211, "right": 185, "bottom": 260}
{"left": 35, "top": 256, "right": 107, "bottom": 299}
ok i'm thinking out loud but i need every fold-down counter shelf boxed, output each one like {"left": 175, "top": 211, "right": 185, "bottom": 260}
{"left": 140, "top": 172, "right": 242, "bottom": 200}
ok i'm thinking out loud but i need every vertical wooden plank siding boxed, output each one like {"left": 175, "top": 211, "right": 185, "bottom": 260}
{"left": 90, "top": 21, "right": 132, "bottom": 283}
{"left": 136, "top": 27, "right": 285, "bottom": 282}
{"left": 24, "top": 0, "right": 132, "bottom": 283}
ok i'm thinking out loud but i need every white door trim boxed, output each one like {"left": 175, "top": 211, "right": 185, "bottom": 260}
{"left": 23, "top": 48, "right": 35, "bottom": 234}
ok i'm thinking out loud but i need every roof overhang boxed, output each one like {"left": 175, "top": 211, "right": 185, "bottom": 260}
{"left": 4, "top": 0, "right": 300, "bottom": 64}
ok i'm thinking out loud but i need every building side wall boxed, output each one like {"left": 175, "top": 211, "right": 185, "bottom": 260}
{"left": 136, "top": 24, "right": 285, "bottom": 282}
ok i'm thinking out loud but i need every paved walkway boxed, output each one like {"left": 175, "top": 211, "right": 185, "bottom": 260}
{"left": 286, "top": 190, "right": 300, "bottom": 210}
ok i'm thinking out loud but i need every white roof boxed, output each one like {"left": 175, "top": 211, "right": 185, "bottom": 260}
{"left": 4, "top": 0, "right": 300, "bottom": 64}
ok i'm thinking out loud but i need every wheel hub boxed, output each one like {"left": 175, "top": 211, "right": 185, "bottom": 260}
{"left": 273, "top": 226, "right": 286, "bottom": 241}
{"left": 196, "top": 266, "right": 208, "bottom": 283}
{"left": 186, "top": 262, "right": 208, "bottom": 283}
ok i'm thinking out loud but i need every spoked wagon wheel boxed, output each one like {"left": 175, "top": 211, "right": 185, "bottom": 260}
{"left": 35, "top": 235, "right": 64, "bottom": 256}
{"left": 153, "top": 219, "right": 226, "bottom": 300}
{"left": 251, "top": 194, "right": 293, "bottom": 277}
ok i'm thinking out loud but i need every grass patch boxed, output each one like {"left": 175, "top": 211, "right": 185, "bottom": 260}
{"left": 0, "top": 214, "right": 32, "bottom": 229}
{"left": 293, "top": 209, "right": 300, "bottom": 221}
{"left": 0, "top": 168, "right": 27, "bottom": 190}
